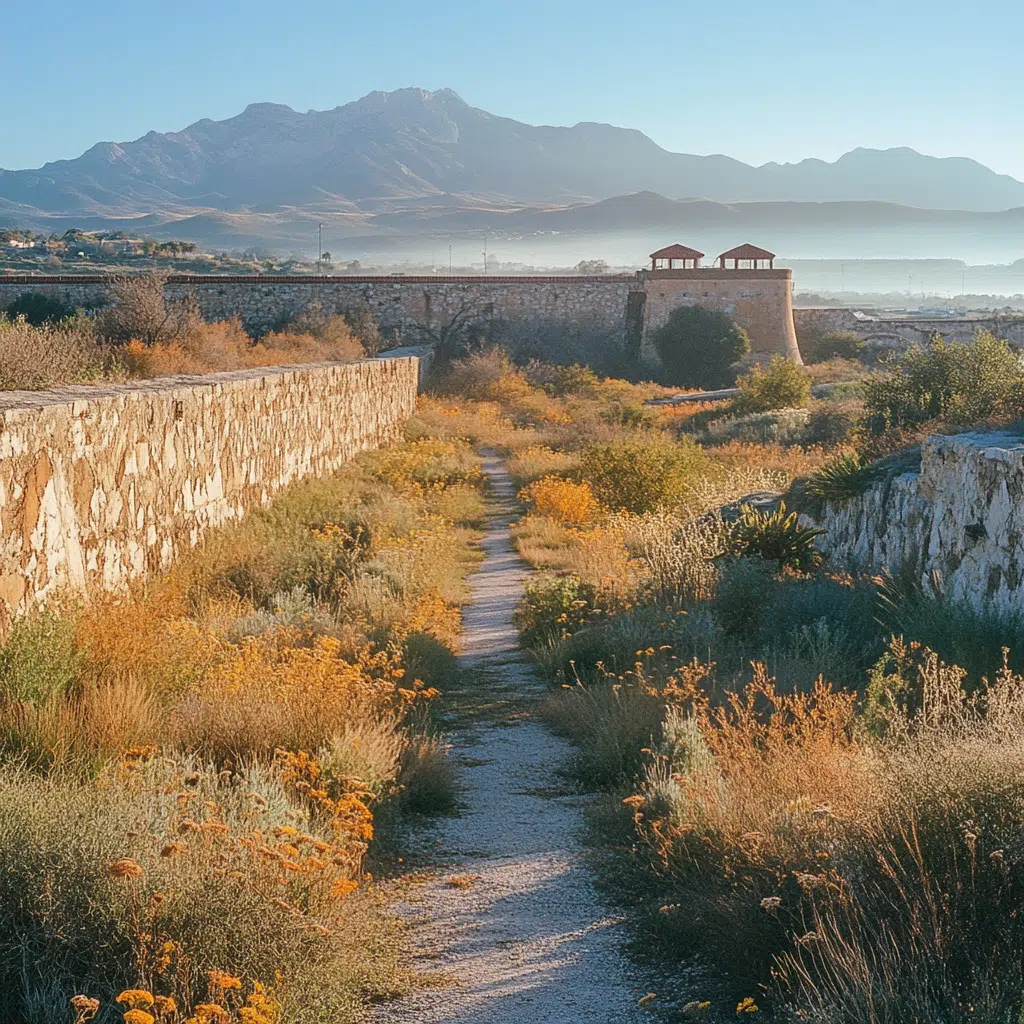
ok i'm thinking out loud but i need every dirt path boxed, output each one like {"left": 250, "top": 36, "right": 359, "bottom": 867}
{"left": 374, "top": 453, "right": 648, "bottom": 1024}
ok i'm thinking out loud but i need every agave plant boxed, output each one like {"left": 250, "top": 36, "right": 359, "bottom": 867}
{"left": 728, "top": 501, "right": 824, "bottom": 572}
{"left": 806, "top": 451, "right": 879, "bottom": 504}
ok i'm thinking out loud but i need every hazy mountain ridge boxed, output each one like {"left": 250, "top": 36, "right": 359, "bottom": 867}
{"left": 3, "top": 88, "right": 1024, "bottom": 221}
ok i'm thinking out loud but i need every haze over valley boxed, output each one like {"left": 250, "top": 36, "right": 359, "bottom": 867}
{"left": 3, "top": 88, "right": 1024, "bottom": 281}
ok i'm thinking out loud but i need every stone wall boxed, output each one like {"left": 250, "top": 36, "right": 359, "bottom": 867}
{"left": 640, "top": 268, "right": 801, "bottom": 362}
{"left": 794, "top": 307, "right": 1024, "bottom": 348}
{"left": 0, "top": 272, "right": 801, "bottom": 360}
{"left": 0, "top": 356, "right": 419, "bottom": 624}
{"left": 817, "top": 432, "right": 1024, "bottom": 614}
{"left": 0, "top": 274, "right": 636, "bottom": 343}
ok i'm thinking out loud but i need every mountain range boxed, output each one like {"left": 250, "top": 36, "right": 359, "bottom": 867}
{"left": 2, "top": 88, "right": 1023, "bottom": 257}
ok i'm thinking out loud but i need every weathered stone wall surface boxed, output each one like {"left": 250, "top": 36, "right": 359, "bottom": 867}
{"left": 640, "top": 269, "right": 801, "bottom": 362}
{"left": 818, "top": 432, "right": 1024, "bottom": 613}
{"left": 0, "top": 274, "right": 636, "bottom": 341}
{"left": 0, "top": 356, "right": 419, "bottom": 623}
{"left": 794, "top": 307, "right": 1024, "bottom": 348}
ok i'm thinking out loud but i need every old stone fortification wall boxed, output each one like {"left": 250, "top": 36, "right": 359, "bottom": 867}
{"left": 0, "top": 356, "right": 418, "bottom": 623}
{"left": 817, "top": 432, "right": 1024, "bottom": 614}
{"left": 0, "top": 274, "right": 635, "bottom": 342}
{"left": 794, "top": 307, "right": 1024, "bottom": 348}
{"left": 0, "top": 273, "right": 802, "bottom": 360}
{"left": 640, "top": 269, "right": 801, "bottom": 362}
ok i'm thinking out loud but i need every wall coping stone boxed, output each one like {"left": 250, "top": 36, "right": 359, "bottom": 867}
{"left": 0, "top": 356, "right": 412, "bottom": 413}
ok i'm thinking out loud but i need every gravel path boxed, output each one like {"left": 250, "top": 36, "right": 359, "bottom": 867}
{"left": 374, "top": 453, "right": 648, "bottom": 1024}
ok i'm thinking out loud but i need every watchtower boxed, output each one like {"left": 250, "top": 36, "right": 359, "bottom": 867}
{"left": 638, "top": 240, "right": 802, "bottom": 363}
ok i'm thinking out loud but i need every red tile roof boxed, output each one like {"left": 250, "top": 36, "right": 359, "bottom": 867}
{"left": 649, "top": 243, "right": 704, "bottom": 260}
{"left": 718, "top": 243, "right": 776, "bottom": 260}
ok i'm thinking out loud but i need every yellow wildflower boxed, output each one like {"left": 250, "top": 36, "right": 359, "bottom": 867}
{"left": 123, "top": 1011, "right": 156, "bottom": 1024}
{"left": 116, "top": 990, "right": 154, "bottom": 1009}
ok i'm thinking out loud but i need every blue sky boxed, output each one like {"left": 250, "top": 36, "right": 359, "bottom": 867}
{"left": 3, "top": 0, "right": 1023, "bottom": 176}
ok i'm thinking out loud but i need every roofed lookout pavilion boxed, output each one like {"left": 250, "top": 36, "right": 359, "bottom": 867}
{"left": 718, "top": 243, "right": 776, "bottom": 270}
{"left": 650, "top": 243, "right": 704, "bottom": 270}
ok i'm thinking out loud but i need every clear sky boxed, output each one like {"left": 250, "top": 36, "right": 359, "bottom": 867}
{"left": 3, "top": 0, "right": 1023, "bottom": 177}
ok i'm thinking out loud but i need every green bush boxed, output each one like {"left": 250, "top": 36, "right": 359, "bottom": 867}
{"left": 513, "top": 574, "right": 597, "bottom": 650}
{"left": 728, "top": 501, "right": 823, "bottom": 572}
{"left": 0, "top": 612, "right": 79, "bottom": 703}
{"left": 863, "top": 332, "right": 1024, "bottom": 430}
{"left": 577, "top": 436, "right": 710, "bottom": 514}
{"left": 799, "top": 329, "right": 863, "bottom": 364}
{"left": 544, "top": 679, "right": 667, "bottom": 788}
{"left": 650, "top": 305, "right": 750, "bottom": 388}
{"left": 733, "top": 356, "right": 812, "bottom": 414}
{"left": 4, "top": 293, "right": 73, "bottom": 326}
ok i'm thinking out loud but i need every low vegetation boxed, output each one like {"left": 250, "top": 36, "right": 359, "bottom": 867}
{"left": 0, "top": 437, "right": 483, "bottom": 1022}
{"left": 420, "top": 330, "right": 1024, "bottom": 1021}
{"left": 0, "top": 275, "right": 370, "bottom": 391}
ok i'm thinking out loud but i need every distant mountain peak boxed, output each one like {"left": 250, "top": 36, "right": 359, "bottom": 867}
{"left": 2, "top": 87, "right": 1023, "bottom": 250}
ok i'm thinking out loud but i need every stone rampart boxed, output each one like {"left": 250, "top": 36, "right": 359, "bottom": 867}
{"left": 794, "top": 307, "right": 1024, "bottom": 348}
{"left": 817, "top": 432, "right": 1024, "bottom": 614}
{"left": 0, "top": 356, "right": 419, "bottom": 623}
{"left": 0, "top": 272, "right": 803, "bottom": 361}
{"left": 0, "top": 274, "right": 636, "bottom": 343}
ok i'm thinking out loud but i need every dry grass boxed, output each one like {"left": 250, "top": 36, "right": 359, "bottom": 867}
{"left": 0, "top": 316, "right": 111, "bottom": 389}
{"left": 424, "top": 350, "right": 1024, "bottom": 1020}
{"left": 3, "top": 298, "right": 367, "bottom": 392}
{"left": 0, "top": 437, "right": 483, "bottom": 1019}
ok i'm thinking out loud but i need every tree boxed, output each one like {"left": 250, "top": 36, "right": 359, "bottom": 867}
{"left": 650, "top": 304, "right": 750, "bottom": 388}
{"left": 412, "top": 298, "right": 490, "bottom": 361}
{"left": 4, "top": 292, "right": 73, "bottom": 326}
{"left": 575, "top": 259, "right": 609, "bottom": 275}
{"left": 95, "top": 272, "right": 201, "bottom": 344}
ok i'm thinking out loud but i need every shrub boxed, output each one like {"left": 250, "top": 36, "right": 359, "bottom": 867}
{"left": 518, "top": 476, "right": 599, "bottom": 525}
{"left": 578, "top": 436, "right": 711, "bottom": 514}
{"left": 862, "top": 332, "right": 1024, "bottom": 430}
{"left": 524, "top": 360, "right": 600, "bottom": 396}
{"left": 700, "top": 408, "right": 812, "bottom": 447}
{"left": 544, "top": 679, "right": 667, "bottom": 787}
{"left": 727, "top": 501, "right": 823, "bottom": 571}
{"left": 650, "top": 305, "right": 750, "bottom": 388}
{"left": 430, "top": 348, "right": 524, "bottom": 401}
{"left": 95, "top": 273, "right": 202, "bottom": 344}
{"left": 710, "top": 558, "right": 777, "bottom": 638}
{"left": 733, "top": 356, "right": 812, "bottom": 414}
{"left": 0, "top": 317, "right": 106, "bottom": 390}
{"left": 799, "top": 329, "right": 862, "bottom": 364}
{"left": 513, "top": 574, "right": 597, "bottom": 650}
{"left": 623, "top": 510, "right": 727, "bottom": 604}
{"left": 4, "top": 292, "right": 73, "bottom": 325}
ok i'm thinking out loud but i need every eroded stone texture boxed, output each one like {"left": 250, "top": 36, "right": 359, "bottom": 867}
{"left": 818, "top": 432, "right": 1024, "bottom": 612}
{"left": 0, "top": 357, "right": 418, "bottom": 623}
